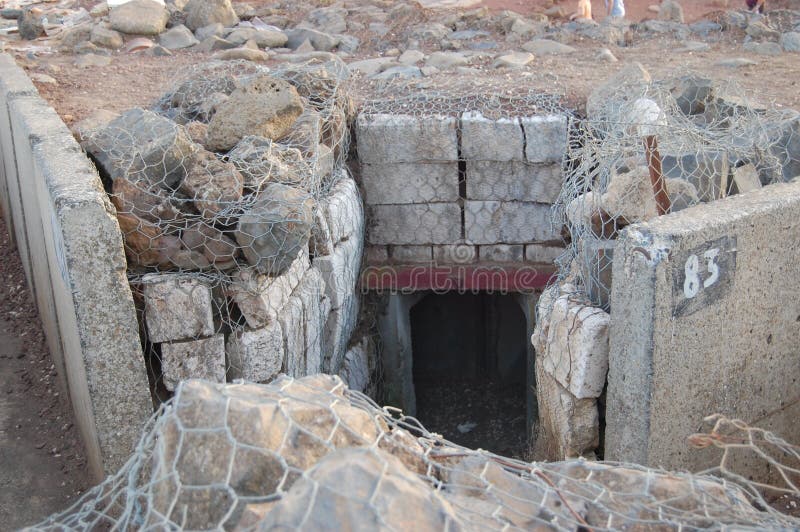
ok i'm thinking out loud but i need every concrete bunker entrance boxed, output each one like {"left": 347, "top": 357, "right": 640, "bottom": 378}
{"left": 379, "top": 290, "right": 536, "bottom": 458}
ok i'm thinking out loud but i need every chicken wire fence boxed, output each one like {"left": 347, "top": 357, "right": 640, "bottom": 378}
{"left": 550, "top": 69, "right": 800, "bottom": 310}
{"left": 29, "top": 375, "right": 800, "bottom": 531}
{"left": 80, "top": 59, "right": 367, "bottom": 398}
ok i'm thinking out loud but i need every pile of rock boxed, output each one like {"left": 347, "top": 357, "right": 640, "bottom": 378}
{"left": 69, "top": 374, "right": 783, "bottom": 530}
{"left": 78, "top": 59, "right": 367, "bottom": 392}
{"left": 82, "top": 60, "right": 350, "bottom": 275}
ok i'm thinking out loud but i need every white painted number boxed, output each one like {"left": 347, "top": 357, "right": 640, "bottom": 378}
{"left": 683, "top": 248, "right": 721, "bottom": 299}
{"left": 683, "top": 254, "right": 700, "bottom": 298}
{"left": 703, "top": 248, "right": 720, "bottom": 288}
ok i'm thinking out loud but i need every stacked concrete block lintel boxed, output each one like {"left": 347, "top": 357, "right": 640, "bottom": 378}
{"left": 357, "top": 110, "right": 568, "bottom": 263}
{"left": 0, "top": 53, "right": 151, "bottom": 479}
{"left": 606, "top": 180, "right": 800, "bottom": 484}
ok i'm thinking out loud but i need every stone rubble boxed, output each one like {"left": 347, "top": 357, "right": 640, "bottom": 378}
{"left": 104, "top": 375, "right": 781, "bottom": 530}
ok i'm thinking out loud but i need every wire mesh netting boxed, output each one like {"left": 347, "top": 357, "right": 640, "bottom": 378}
{"left": 354, "top": 75, "right": 572, "bottom": 268}
{"left": 29, "top": 375, "right": 800, "bottom": 530}
{"left": 549, "top": 65, "right": 800, "bottom": 309}
{"left": 80, "top": 59, "right": 369, "bottom": 398}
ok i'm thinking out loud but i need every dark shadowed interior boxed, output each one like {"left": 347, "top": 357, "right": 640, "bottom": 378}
{"left": 410, "top": 292, "right": 529, "bottom": 458}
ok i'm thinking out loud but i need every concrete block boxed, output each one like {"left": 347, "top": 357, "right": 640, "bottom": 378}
{"left": 525, "top": 244, "right": 565, "bottom": 263}
{"left": 368, "top": 203, "right": 462, "bottom": 245}
{"left": 606, "top": 180, "right": 800, "bottom": 483}
{"left": 479, "top": 244, "right": 524, "bottom": 262}
{"left": 539, "top": 295, "right": 610, "bottom": 398}
{"left": 323, "top": 173, "right": 363, "bottom": 245}
{"left": 391, "top": 245, "right": 433, "bottom": 263}
{"left": 433, "top": 244, "right": 477, "bottom": 264}
{"left": 534, "top": 357, "right": 599, "bottom": 460}
{"left": 466, "top": 161, "right": 562, "bottom": 203}
{"left": 365, "top": 246, "right": 389, "bottom": 263}
{"left": 356, "top": 113, "right": 458, "bottom": 163}
{"left": 229, "top": 250, "right": 309, "bottom": 329}
{"left": 161, "top": 335, "right": 226, "bottom": 391}
{"left": 465, "top": 201, "right": 558, "bottom": 244}
{"left": 360, "top": 162, "right": 459, "bottom": 204}
{"left": 313, "top": 235, "right": 362, "bottom": 310}
{"left": 278, "top": 294, "right": 305, "bottom": 377}
{"left": 324, "top": 293, "right": 359, "bottom": 374}
{"left": 460, "top": 111, "right": 523, "bottom": 162}
{"left": 143, "top": 274, "right": 215, "bottom": 343}
{"left": 339, "top": 338, "right": 370, "bottom": 393}
{"left": 297, "top": 267, "right": 328, "bottom": 375}
{"left": 226, "top": 322, "right": 284, "bottom": 383}
{"left": 521, "top": 114, "right": 568, "bottom": 164}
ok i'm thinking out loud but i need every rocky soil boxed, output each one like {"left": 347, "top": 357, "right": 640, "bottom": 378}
{"left": 0, "top": 218, "right": 91, "bottom": 529}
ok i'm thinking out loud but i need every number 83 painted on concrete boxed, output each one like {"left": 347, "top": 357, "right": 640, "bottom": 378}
{"left": 683, "top": 248, "right": 720, "bottom": 299}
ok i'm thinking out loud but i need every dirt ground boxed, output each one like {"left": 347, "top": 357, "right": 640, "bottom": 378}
{"left": 10, "top": 1, "right": 798, "bottom": 130}
{"left": 414, "top": 376, "right": 529, "bottom": 459}
{"left": 0, "top": 218, "right": 91, "bottom": 529}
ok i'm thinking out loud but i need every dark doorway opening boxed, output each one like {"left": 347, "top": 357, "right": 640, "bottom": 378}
{"left": 411, "top": 292, "right": 529, "bottom": 459}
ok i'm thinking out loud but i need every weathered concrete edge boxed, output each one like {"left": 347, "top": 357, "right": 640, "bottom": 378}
{"left": 0, "top": 53, "right": 38, "bottom": 271}
{"left": 606, "top": 179, "right": 800, "bottom": 465}
{"left": 605, "top": 226, "right": 659, "bottom": 464}
{"left": 0, "top": 54, "right": 151, "bottom": 479}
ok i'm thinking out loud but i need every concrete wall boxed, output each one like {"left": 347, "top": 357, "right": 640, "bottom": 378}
{"left": 356, "top": 112, "right": 566, "bottom": 266}
{"left": 0, "top": 54, "right": 151, "bottom": 479}
{"left": 606, "top": 180, "right": 800, "bottom": 480}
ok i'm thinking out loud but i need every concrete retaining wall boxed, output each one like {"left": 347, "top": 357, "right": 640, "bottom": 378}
{"left": 606, "top": 180, "right": 800, "bottom": 480}
{"left": 0, "top": 54, "right": 151, "bottom": 480}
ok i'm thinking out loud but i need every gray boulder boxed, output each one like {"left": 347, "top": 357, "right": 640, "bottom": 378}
{"left": 744, "top": 41, "right": 783, "bottom": 56}
{"left": 179, "top": 149, "right": 244, "bottom": 220}
{"left": 225, "top": 27, "right": 287, "bottom": 48}
{"left": 305, "top": 6, "right": 348, "bottom": 34}
{"left": 206, "top": 74, "right": 304, "bottom": 152}
{"left": 58, "top": 23, "right": 92, "bottom": 51}
{"left": 18, "top": 7, "right": 44, "bottom": 40}
{"left": 109, "top": 0, "right": 169, "bottom": 36}
{"left": 258, "top": 448, "right": 459, "bottom": 530}
{"left": 195, "top": 22, "right": 225, "bottom": 41}
{"left": 159, "top": 24, "right": 199, "bottom": 49}
{"left": 286, "top": 28, "right": 339, "bottom": 51}
{"left": 228, "top": 136, "right": 309, "bottom": 189}
{"left": 522, "top": 39, "right": 576, "bottom": 55}
{"left": 236, "top": 183, "right": 314, "bottom": 274}
{"left": 90, "top": 24, "right": 124, "bottom": 49}
{"left": 781, "top": 31, "right": 800, "bottom": 52}
{"left": 183, "top": 0, "right": 238, "bottom": 32}
{"left": 84, "top": 108, "right": 198, "bottom": 190}
{"left": 657, "top": 0, "right": 684, "bottom": 24}
{"left": 670, "top": 75, "right": 714, "bottom": 116}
